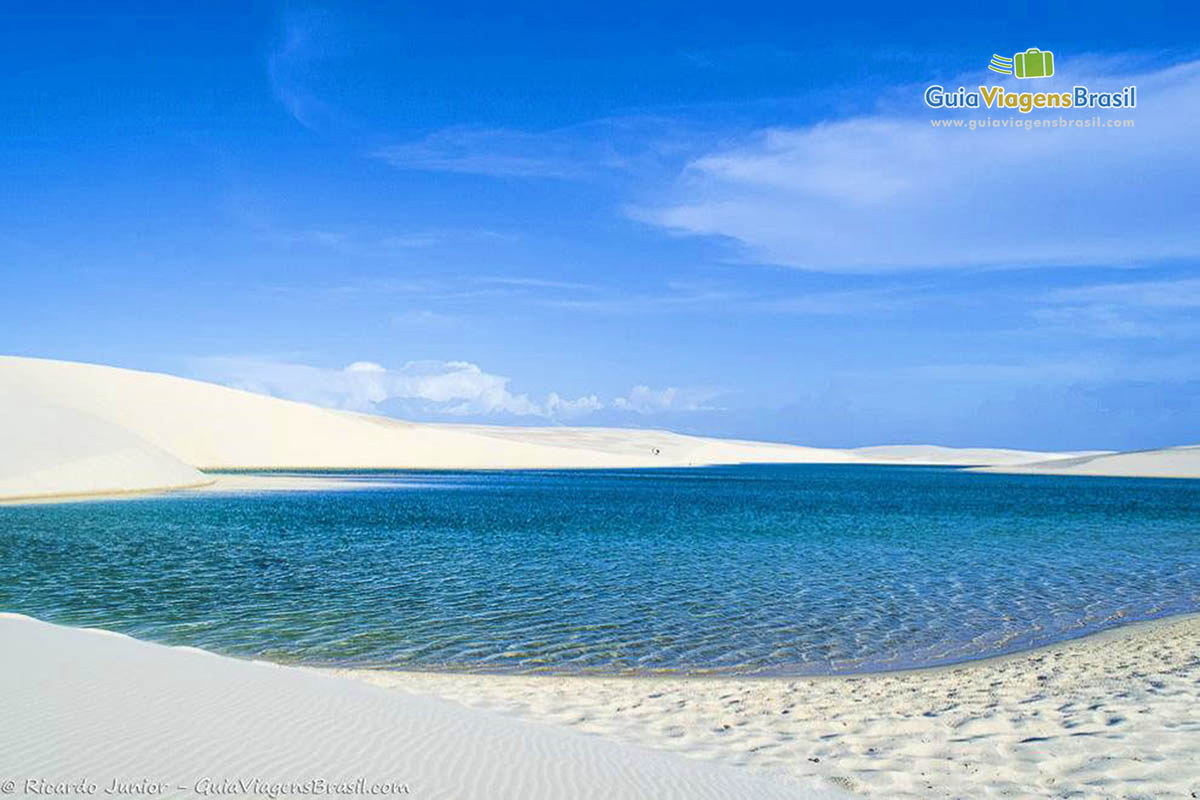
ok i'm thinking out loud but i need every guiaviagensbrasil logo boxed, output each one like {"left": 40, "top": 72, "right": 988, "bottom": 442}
{"left": 925, "top": 48, "right": 1136, "bottom": 114}
{"left": 989, "top": 48, "right": 1054, "bottom": 79}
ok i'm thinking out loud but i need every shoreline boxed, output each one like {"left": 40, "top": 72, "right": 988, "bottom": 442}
{"left": 3, "top": 604, "right": 1193, "bottom": 680}
{"left": 339, "top": 611, "right": 1200, "bottom": 797}
{"left": 5, "top": 458, "right": 1197, "bottom": 508}
{"left": 3, "top": 610, "right": 1198, "bottom": 796}
{"left": 335, "top": 608, "right": 1200, "bottom": 683}
{"left": 3, "top": 605, "right": 1195, "bottom": 682}
{"left": 0, "top": 612, "right": 841, "bottom": 800}
{"left": 0, "top": 477, "right": 218, "bottom": 506}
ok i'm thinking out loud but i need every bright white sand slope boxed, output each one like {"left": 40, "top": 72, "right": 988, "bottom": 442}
{"left": 442, "top": 423, "right": 864, "bottom": 465}
{"left": 850, "top": 444, "right": 1110, "bottom": 466}
{"left": 0, "top": 356, "right": 866, "bottom": 477}
{"left": 0, "top": 355, "right": 1155, "bottom": 501}
{"left": 0, "top": 614, "right": 849, "bottom": 800}
{"left": 0, "top": 385, "right": 209, "bottom": 501}
{"left": 977, "top": 445, "right": 1200, "bottom": 479}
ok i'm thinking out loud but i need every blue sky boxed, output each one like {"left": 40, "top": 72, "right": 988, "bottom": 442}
{"left": 2, "top": 1, "right": 1199, "bottom": 449}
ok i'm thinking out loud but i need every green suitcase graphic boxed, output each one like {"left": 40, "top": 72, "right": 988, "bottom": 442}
{"left": 1014, "top": 48, "right": 1054, "bottom": 79}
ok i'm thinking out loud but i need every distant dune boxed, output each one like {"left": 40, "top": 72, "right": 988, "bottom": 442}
{"left": 0, "top": 356, "right": 864, "bottom": 479}
{"left": 975, "top": 446, "right": 1200, "bottom": 479}
{"left": 850, "top": 444, "right": 1112, "bottom": 466}
{"left": 1, "top": 355, "right": 1178, "bottom": 501}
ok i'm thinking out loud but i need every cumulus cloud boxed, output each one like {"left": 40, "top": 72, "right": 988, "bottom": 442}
{"left": 545, "top": 392, "right": 604, "bottom": 416}
{"left": 193, "top": 357, "right": 546, "bottom": 416}
{"left": 635, "top": 58, "right": 1200, "bottom": 272}
{"left": 189, "top": 357, "right": 704, "bottom": 421}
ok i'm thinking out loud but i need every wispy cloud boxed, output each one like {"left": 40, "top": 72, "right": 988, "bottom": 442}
{"left": 268, "top": 10, "right": 355, "bottom": 135}
{"left": 259, "top": 274, "right": 596, "bottom": 306}
{"left": 477, "top": 276, "right": 599, "bottom": 292}
{"left": 843, "top": 351, "right": 1200, "bottom": 387}
{"left": 260, "top": 227, "right": 502, "bottom": 254}
{"left": 1029, "top": 275, "right": 1200, "bottom": 338}
{"left": 373, "top": 116, "right": 716, "bottom": 181}
{"left": 267, "top": 13, "right": 1199, "bottom": 280}
{"left": 375, "top": 127, "right": 592, "bottom": 179}
{"left": 634, "top": 59, "right": 1200, "bottom": 272}
{"left": 542, "top": 281, "right": 930, "bottom": 316}
{"left": 390, "top": 309, "right": 463, "bottom": 330}
{"left": 1043, "top": 277, "right": 1200, "bottom": 308}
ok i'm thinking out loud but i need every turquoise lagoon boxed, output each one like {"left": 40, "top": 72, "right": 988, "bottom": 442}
{"left": 1, "top": 465, "right": 1197, "bottom": 675}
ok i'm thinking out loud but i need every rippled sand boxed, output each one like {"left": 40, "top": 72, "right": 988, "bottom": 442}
{"left": 342, "top": 614, "right": 1200, "bottom": 798}
{"left": 0, "top": 613, "right": 844, "bottom": 800}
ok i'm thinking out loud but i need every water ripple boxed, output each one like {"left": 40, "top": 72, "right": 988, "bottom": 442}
{"left": 0, "top": 465, "right": 1197, "bottom": 675}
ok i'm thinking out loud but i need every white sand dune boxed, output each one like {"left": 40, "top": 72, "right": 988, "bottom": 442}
{"left": 850, "top": 444, "right": 1110, "bottom": 466}
{"left": 0, "top": 385, "right": 210, "bottom": 501}
{"left": 0, "top": 356, "right": 866, "bottom": 482}
{"left": 444, "top": 423, "right": 866, "bottom": 465}
{"left": 976, "top": 445, "right": 1200, "bottom": 479}
{"left": 0, "top": 613, "right": 848, "bottom": 800}
{"left": 0, "top": 355, "right": 1178, "bottom": 502}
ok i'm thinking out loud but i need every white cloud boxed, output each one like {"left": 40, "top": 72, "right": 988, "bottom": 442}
{"left": 193, "top": 357, "right": 548, "bottom": 416}
{"left": 345, "top": 361, "right": 385, "bottom": 372}
{"left": 189, "top": 358, "right": 710, "bottom": 421}
{"left": 545, "top": 392, "right": 604, "bottom": 416}
{"left": 635, "top": 59, "right": 1200, "bottom": 272}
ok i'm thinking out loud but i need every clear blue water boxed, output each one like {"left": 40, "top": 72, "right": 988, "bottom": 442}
{"left": 1, "top": 465, "right": 1197, "bottom": 676}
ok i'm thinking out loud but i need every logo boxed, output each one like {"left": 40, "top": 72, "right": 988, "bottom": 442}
{"left": 989, "top": 48, "right": 1055, "bottom": 79}
{"left": 924, "top": 48, "right": 1136, "bottom": 114}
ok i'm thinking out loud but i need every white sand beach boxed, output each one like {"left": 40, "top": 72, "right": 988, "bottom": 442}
{"left": 0, "top": 613, "right": 847, "bottom": 800}
{"left": 0, "top": 355, "right": 1158, "bottom": 503}
{"left": 346, "top": 614, "right": 1200, "bottom": 798}
{"left": 3, "top": 612, "right": 1199, "bottom": 798}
